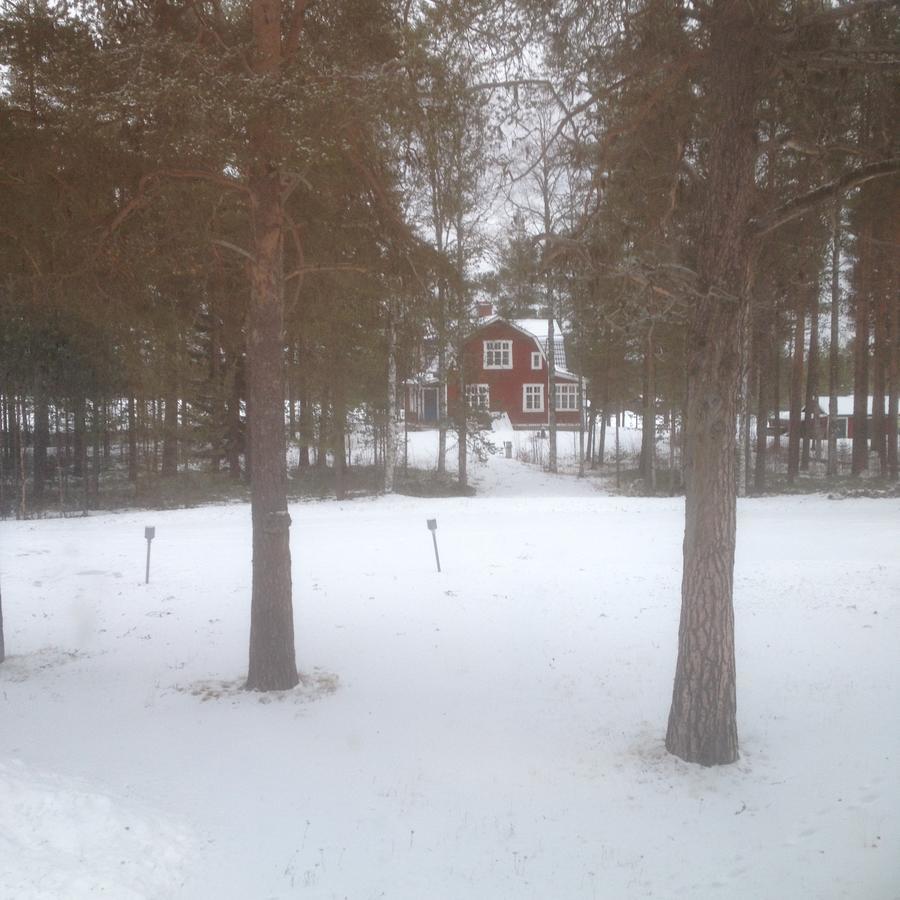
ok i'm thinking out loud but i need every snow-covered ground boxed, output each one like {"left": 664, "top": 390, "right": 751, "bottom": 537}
{"left": 1, "top": 445, "right": 898, "bottom": 899}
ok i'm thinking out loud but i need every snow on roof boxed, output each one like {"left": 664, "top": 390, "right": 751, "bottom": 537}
{"left": 509, "top": 319, "right": 568, "bottom": 371}
{"left": 774, "top": 396, "right": 887, "bottom": 419}
{"left": 509, "top": 318, "right": 563, "bottom": 341}
{"left": 835, "top": 395, "right": 886, "bottom": 417}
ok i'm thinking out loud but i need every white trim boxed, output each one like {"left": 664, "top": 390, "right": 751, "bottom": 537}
{"left": 554, "top": 383, "right": 577, "bottom": 411}
{"left": 531, "top": 351, "right": 542, "bottom": 370}
{"left": 465, "top": 383, "right": 490, "bottom": 410}
{"left": 483, "top": 339, "right": 512, "bottom": 369}
{"left": 523, "top": 383, "right": 545, "bottom": 412}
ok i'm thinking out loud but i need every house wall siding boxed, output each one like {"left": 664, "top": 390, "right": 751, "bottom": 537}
{"left": 449, "top": 320, "right": 581, "bottom": 427}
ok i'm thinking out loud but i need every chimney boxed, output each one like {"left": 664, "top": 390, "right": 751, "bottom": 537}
{"left": 476, "top": 301, "right": 493, "bottom": 319}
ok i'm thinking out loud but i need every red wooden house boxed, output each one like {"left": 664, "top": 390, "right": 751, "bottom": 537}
{"left": 405, "top": 315, "right": 583, "bottom": 429}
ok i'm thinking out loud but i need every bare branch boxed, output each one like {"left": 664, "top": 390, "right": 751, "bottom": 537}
{"left": 102, "top": 168, "right": 249, "bottom": 242}
{"left": 285, "top": 264, "right": 370, "bottom": 280}
{"left": 752, "top": 159, "right": 900, "bottom": 238}
{"left": 211, "top": 238, "right": 256, "bottom": 262}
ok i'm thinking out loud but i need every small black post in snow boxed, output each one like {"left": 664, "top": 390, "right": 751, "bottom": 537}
{"left": 144, "top": 525, "right": 155, "bottom": 584}
{"left": 426, "top": 518, "right": 441, "bottom": 573}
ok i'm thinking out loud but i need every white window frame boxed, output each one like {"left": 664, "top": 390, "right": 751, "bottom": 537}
{"left": 523, "top": 383, "right": 545, "bottom": 412}
{"left": 483, "top": 340, "right": 512, "bottom": 369}
{"left": 531, "top": 351, "right": 542, "bottom": 370}
{"left": 555, "top": 383, "right": 578, "bottom": 411}
{"left": 465, "top": 383, "right": 490, "bottom": 410}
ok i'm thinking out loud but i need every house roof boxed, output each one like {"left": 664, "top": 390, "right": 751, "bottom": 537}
{"left": 477, "top": 315, "right": 573, "bottom": 375}
{"left": 835, "top": 395, "right": 886, "bottom": 417}
{"left": 773, "top": 396, "right": 887, "bottom": 419}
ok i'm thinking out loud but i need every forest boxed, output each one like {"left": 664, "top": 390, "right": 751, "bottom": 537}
{"left": 1, "top": 0, "right": 898, "bottom": 767}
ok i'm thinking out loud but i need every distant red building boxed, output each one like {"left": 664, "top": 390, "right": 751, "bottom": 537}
{"left": 405, "top": 316, "right": 583, "bottom": 429}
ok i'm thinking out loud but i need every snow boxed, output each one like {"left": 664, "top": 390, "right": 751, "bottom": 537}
{"left": 834, "top": 395, "right": 886, "bottom": 417}
{"left": 775, "top": 396, "right": 886, "bottom": 419}
{"left": 1, "top": 444, "right": 898, "bottom": 899}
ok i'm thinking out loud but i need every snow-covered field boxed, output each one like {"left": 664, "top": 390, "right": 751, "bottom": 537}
{"left": 1, "top": 446, "right": 898, "bottom": 899}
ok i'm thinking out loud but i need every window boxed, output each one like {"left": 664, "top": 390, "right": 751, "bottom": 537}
{"left": 555, "top": 383, "right": 578, "bottom": 411}
{"left": 483, "top": 340, "right": 512, "bottom": 369}
{"left": 465, "top": 383, "right": 490, "bottom": 410}
{"left": 531, "top": 351, "right": 542, "bottom": 370}
{"left": 523, "top": 384, "right": 544, "bottom": 412}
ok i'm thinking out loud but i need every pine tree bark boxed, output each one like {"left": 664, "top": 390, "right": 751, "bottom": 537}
{"left": 753, "top": 309, "right": 770, "bottom": 493}
{"left": 802, "top": 287, "right": 819, "bottom": 470}
{"left": 888, "top": 286, "right": 898, "bottom": 480}
{"left": 827, "top": 204, "right": 841, "bottom": 476}
{"left": 244, "top": 0, "right": 298, "bottom": 691}
{"left": 161, "top": 346, "right": 179, "bottom": 477}
{"left": 851, "top": 220, "right": 871, "bottom": 476}
{"left": 640, "top": 324, "right": 656, "bottom": 491}
{"left": 73, "top": 398, "right": 85, "bottom": 477}
{"left": 91, "top": 401, "right": 101, "bottom": 499}
{"left": 666, "top": 0, "right": 765, "bottom": 766}
{"left": 872, "top": 292, "right": 887, "bottom": 473}
{"left": 33, "top": 380, "right": 49, "bottom": 503}
{"left": 333, "top": 385, "right": 347, "bottom": 501}
{"left": 787, "top": 305, "right": 804, "bottom": 483}
{"left": 772, "top": 316, "right": 782, "bottom": 460}
{"left": 385, "top": 304, "right": 397, "bottom": 493}
{"left": 128, "top": 396, "right": 139, "bottom": 483}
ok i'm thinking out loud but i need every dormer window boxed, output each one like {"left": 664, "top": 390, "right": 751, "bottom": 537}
{"left": 483, "top": 340, "right": 512, "bottom": 369}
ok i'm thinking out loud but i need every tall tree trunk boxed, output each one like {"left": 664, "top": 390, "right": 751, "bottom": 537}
{"left": 437, "top": 280, "right": 448, "bottom": 475}
{"left": 455, "top": 215, "right": 468, "bottom": 490}
{"left": 296, "top": 373, "right": 311, "bottom": 470}
{"left": 640, "top": 324, "right": 656, "bottom": 491}
{"left": 598, "top": 409, "right": 607, "bottom": 467}
{"left": 753, "top": 310, "right": 769, "bottom": 493}
{"left": 736, "top": 298, "right": 753, "bottom": 498}
{"left": 128, "top": 396, "right": 139, "bottom": 483}
{"left": 333, "top": 385, "right": 347, "bottom": 501}
{"left": 772, "top": 315, "right": 782, "bottom": 461}
{"left": 851, "top": 224, "right": 870, "bottom": 476}
{"left": 73, "top": 398, "right": 85, "bottom": 478}
{"left": 102, "top": 402, "right": 111, "bottom": 460}
{"left": 161, "top": 347, "right": 179, "bottom": 477}
{"left": 827, "top": 204, "right": 841, "bottom": 476}
{"left": 667, "top": 0, "right": 764, "bottom": 767}
{"left": 91, "top": 400, "right": 101, "bottom": 499}
{"left": 787, "top": 304, "right": 804, "bottom": 484}
{"left": 872, "top": 293, "right": 887, "bottom": 473}
{"left": 385, "top": 304, "right": 397, "bottom": 493}
{"left": 802, "top": 287, "right": 819, "bottom": 470}
{"left": 244, "top": 0, "right": 298, "bottom": 691}
{"left": 316, "top": 389, "right": 329, "bottom": 469}
{"left": 887, "top": 285, "right": 898, "bottom": 480}
{"left": 33, "top": 380, "right": 49, "bottom": 503}
{"left": 547, "top": 303, "right": 557, "bottom": 473}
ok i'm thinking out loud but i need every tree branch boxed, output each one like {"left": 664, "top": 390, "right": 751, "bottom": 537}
{"left": 751, "top": 159, "right": 900, "bottom": 238}
{"left": 211, "top": 238, "right": 256, "bottom": 262}
{"left": 100, "top": 168, "right": 249, "bottom": 249}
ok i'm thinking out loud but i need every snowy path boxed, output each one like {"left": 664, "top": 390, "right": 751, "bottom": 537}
{"left": 469, "top": 443, "right": 600, "bottom": 498}
{"left": 1, "top": 457, "right": 899, "bottom": 899}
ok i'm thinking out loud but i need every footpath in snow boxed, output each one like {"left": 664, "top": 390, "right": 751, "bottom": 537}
{"left": 1, "top": 445, "right": 898, "bottom": 899}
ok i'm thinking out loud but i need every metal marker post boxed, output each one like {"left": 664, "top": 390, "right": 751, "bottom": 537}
{"left": 144, "top": 526, "right": 155, "bottom": 584}
{"left": 426, "top": 518, "right": 441, "bottom": 573}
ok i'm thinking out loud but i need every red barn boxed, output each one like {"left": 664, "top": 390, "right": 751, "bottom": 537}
{"left": 405, "top": 316, "right": 583, "bottom": 429}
